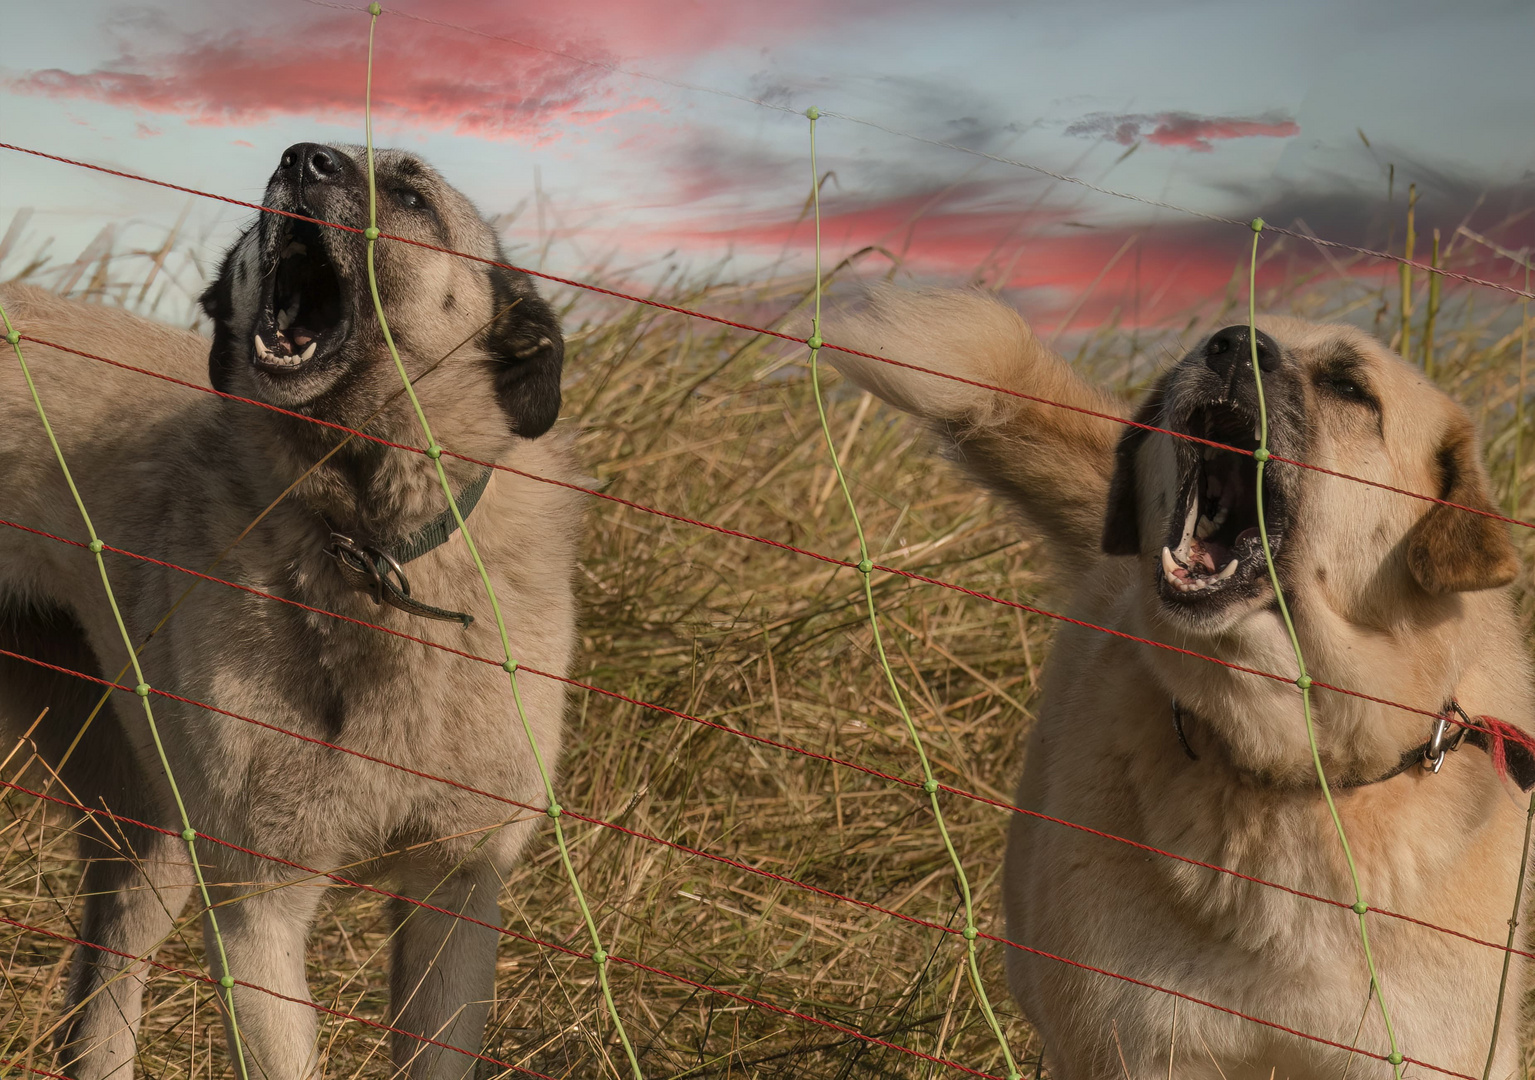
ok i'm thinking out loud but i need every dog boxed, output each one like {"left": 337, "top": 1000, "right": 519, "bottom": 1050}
{"left": 826, "top": 287, "right": 1533, "bottom": 1078}
{"left": 0, "top": 143, "right": 579, "bottom": 1079}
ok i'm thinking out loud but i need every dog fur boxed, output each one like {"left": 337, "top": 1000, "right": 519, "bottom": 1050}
{"left": 0, "top": 144, "right": 579, "bottom": 1080}
{"left": 826, "top": 286, "right": 1533, "bottom": 1079}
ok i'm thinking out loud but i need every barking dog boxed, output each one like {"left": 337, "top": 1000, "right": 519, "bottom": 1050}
{"left": 826, "top": 287, "right": 1532, "bottom": 1079}
{"left": 1, "top": 144, "right": 578, "bottom": 1079}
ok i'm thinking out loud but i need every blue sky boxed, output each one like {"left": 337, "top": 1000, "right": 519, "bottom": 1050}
{"left": 2, "top": 0, "right": 1531, "bottom": 324}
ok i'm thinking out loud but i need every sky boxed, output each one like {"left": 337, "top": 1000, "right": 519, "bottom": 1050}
{"left": 1, "top": 0, "right": 1532, "bottom": 328}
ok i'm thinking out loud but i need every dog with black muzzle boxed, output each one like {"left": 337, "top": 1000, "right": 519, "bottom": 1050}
{"left": 825, "top": 287, "right": 1532, "bottom": 1078}
{"left": 1, "top": 143, "right": 578, "bottom": 1080}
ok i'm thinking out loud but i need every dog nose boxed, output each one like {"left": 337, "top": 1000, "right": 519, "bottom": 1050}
{"left": 279, "top": 142, "right": 345, "bottom": 184}
{"left": 1204, "top": 324, "right": 1280, "bottom": 380}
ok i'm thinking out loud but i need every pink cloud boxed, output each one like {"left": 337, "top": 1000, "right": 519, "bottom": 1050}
{"left": 1066, "top": 111, "right": 1299, "bottom": 153}
{"left": 5, "top": 0, "right": 903, "bottom": 140}
{"left": 8, "top": 8, "right": 617, "bottom": 140}
{"left": 635, "top": 188, "right": 1307, "bottom": 329}
{"left": 409, "top": 0, "right": 914, "bottom": 61}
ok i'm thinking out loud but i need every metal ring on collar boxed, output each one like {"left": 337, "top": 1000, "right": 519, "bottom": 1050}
{"left": 366, "top": 544, "right": 411, "bottom": 601}
{"left": 327, "top": 533, "right": 395, "bottom": 606}
{"left": 1423, "top": 701, "right": 1473, "bottom": 774}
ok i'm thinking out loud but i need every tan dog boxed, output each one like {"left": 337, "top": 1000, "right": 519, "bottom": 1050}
{"left": 828, "top": 287, "right": 1532, "bottom": 1079}
{"left": 1, "top": 144, "right": 578, "bottom": 1080}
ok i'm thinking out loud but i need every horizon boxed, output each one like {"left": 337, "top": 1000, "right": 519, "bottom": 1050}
{"left": 2, "top": 0, "right": 1531, "bottom": 332}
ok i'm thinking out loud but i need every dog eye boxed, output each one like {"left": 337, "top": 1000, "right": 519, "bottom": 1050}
{"left": 1324, "top": 376, "right": 1369, "bottom": 401}
{"left": 393, "top": 187, "right": 426, "bottom": 210}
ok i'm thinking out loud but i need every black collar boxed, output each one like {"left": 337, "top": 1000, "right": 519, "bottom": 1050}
{"left": 1170, "top": 698, "right": 1535, "bottom": 792}
{"left": 324, "top": 468, "right": 494, "bottom": 628}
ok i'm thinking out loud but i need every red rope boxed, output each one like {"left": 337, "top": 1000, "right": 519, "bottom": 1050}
{"left": 0, "top": 914, "right": 567, "bottom": 1080}
{"left": 0, "top": 778, "right": 1006, "bottom": 1077}
{"left": 0, "top": 905, "right": 1006, "bottom": 1080}
{"left": 0, "top": 784, "right": 1471, "bottom": 1079}
{"left": 0, "top": 1060, "right": 73, "bottom": 1080}
{"left": 3, "top": 145, "right": 1531, "bottom": 532}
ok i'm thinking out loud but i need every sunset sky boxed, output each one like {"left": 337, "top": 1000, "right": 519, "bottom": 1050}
{"left": 2, "top": 0, "right": 1532, "bottom": 328}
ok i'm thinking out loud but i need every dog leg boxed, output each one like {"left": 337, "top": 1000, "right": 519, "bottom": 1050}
{"left": 203, "top": 879, "right": 326, "bottom": 1080}
{"left": 54, "top": 823, "right": 195, "bottom": 1080}
{"left": 388, "top": 860, "right": 504, "bottom": 1080}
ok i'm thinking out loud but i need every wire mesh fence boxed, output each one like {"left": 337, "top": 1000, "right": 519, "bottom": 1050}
{"left": 2, "top": 6, "right": 1533, "bottom": 1079}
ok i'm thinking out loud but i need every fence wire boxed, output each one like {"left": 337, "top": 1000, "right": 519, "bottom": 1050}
{"left": 1, "top": 8, "right": 1532, "bottom": 1077}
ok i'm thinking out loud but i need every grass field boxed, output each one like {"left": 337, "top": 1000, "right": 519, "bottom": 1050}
{"left": 2, "top": 211, "right": 1531, "bottom": 1079}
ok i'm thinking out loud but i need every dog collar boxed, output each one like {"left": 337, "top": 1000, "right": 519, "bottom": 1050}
{"left": 324, "top": 467, "right": 494, "bottom": 628}
{"left": 1170, "top": 697, "right": 1535, "bottom": 792}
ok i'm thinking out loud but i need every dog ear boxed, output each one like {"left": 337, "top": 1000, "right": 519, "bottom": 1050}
{"left": 1101, "top": 385, "right": 1166, "bottom": 556}
{"left": 200, "top": 246, "right": 239, "bottom": 394}
{"left": 1406, "top": 416, "right": 1519, "bottom": 593}
{"left": 483, "top": 263, "right": 563, "bottom": 439}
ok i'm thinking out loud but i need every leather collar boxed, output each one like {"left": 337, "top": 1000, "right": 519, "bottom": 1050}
{"left": 1171, "top": 698, "right": 1535, "bottom": 792}
{"left": 324, "top": 468, "right": 493, "bottom": 627}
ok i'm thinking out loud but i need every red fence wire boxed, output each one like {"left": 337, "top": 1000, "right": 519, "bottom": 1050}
{"left": 2, "top": 142, "right": 1531, "bottom": 534}
{"left": 2, "top": 510, "right": 1529, "bottom": 966}
{"left": 0, "top": 914, "right": 567, "bottom": 1080}
{"left": 0, "top": 781, "right": 1012, "bottom": 1079}
{"left": 11, "top": 331, "right": 1523, "bottom": 743}
{"left": 285, "top": 0, "right": 1535, "bottom": 305}
{"left": 0, "top": 780, "right": 1473, "bottom": 1079}
{"left": 1, "top": 127, "right": 1531, "bottom": 1079}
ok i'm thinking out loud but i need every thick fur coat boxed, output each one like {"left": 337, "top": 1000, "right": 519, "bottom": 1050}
{"left": 0, "top": 144, "right": 581, "bottom": 1080}
{"left": 828, "top": 287, "right": 1533, "bottom": 1079}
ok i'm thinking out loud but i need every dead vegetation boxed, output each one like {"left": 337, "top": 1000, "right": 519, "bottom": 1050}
{"left": 2, "top": 205, "right": 1531, "bottom": 1078}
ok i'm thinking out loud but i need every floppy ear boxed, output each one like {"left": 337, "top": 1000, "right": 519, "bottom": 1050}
{"left": 200, "top": 244, "right": 239, "bottom": 394}
{"left": 484, "top": 262, "right": 564, "bottom": 439}
{"left": 1101, "top": 384, "right": 1166, "bottom": 556}
{"left": 1406, "top": 416, "right": 1519, "bottom": 593}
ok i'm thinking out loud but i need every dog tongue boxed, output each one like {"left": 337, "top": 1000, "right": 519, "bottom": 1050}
{"left": 1187, "top": 538, "right": 1220, "bottom": 572}
{"left": 292, "top": 329, "right": 314, "bottom": 348}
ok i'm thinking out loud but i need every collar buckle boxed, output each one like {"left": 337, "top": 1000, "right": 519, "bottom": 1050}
{"left": 1423, "top": 701, "right": 1472, "bottom": 774}
{"left": 327, "top": 532, "right": 411, "bottom": 607}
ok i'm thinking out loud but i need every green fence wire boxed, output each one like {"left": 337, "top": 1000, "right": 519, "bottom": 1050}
{"left": 361, "top": 7, "right": 644, "bottom": 1077}
{"left": 802, "top": 106, "right": 1023, "bottom": 1080}
{"left": 1246, "top": 218, "right": 1403, "bottom": 1077}
{"left": 0, "top": 310, "right": 252, "bottom": 1080}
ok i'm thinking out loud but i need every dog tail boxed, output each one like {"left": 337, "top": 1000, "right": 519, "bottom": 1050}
{"left": 825, "top": 286, "right": 1125, "bottom": 573}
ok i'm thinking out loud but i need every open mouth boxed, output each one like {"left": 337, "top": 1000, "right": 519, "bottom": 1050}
{"left": 253, "top": 218, "right": 348, "bottom": 373}
{"left": 1159, "top": 402, "right": 1286, "bottom": 605}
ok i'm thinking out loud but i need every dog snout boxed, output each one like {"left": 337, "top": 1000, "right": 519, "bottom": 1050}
{"left": 278, "top": 142, "right": 351, "bottom": 190}
{"left": 1204, "top": 325, "right": 1281, "bottom": 380}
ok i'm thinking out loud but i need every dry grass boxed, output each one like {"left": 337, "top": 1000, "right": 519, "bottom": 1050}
{"left": 2, "top": 211, "right": 1532, "bottom": 1079}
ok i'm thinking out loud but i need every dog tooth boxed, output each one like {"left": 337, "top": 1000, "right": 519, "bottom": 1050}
{"left": 299, "top": 342, "right": 316, "bottom": 361}
{"left": 1161, "top": 546, "right": 1180, "bottom": 580}
{"left": 1216, "top": 559, "right": 1239, "bottom": 580}
{"left": 254, "top": 333, "right": 271, "bottom": 359}
{"left": 1196, "top": 515, "right": 1217, "bottom": 539}
{"left": 277, "top": 309, "right": 291, "bottom": 330}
